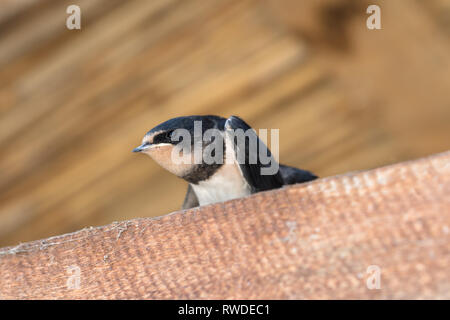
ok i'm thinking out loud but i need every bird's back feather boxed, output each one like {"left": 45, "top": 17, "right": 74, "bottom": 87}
{"left": 279, "top": 164, "right": 318, "bottom": 185}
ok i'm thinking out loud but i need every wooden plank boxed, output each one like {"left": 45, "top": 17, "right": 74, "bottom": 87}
{"left": 0, "top": 151, "right": 448, "bottom": 299}
{"left": 0, "top": 0, "right": 449, "bottom": 248}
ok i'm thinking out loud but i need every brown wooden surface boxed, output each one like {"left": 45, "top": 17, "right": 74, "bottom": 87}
{"left": 0, "top": 151, "right": 449, "bottom": 299}
{"left": 0, "top": 0, "right": 450, "bottom": 247}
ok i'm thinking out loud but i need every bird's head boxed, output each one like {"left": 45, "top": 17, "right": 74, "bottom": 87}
{"left": 133, "top": 115, "right": 227, "bottom": 182}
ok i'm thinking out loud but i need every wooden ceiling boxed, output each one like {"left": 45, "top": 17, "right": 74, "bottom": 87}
{"left": 0, "top": 0, "right": 449, "bottom": 247}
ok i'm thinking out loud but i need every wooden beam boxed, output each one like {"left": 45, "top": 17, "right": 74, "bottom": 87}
{"left": 0, "top": 151, "right": 449, "bottom": 299}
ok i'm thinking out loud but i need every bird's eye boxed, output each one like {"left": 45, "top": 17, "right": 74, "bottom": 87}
{"left": 165, "top": 130, "right": 174, "bottom": 140}
{"left": 163, "top": 130, "right": 175, "bottom": 142}
{"left": 154, "top": 130, "right": 175, "bottom": 144}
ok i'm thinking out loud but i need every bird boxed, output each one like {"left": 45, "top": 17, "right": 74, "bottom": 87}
{"left": 133, "top": 115, "right": 317, "bottom": 209}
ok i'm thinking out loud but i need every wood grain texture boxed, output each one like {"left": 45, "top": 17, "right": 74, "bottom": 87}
{"left": 1, "top": 0, "right": 450, "bottom": 248}
{"left": 0, "top": 151, "right": 448, "bottom": 299}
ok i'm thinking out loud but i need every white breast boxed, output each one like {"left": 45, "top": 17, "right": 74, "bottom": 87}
{"left": 190, "top": 162, "right": 251, "bottom": 206}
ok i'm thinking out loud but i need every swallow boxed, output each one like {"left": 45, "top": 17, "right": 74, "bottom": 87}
{"left": 133, "top": 115, "right": 317, "bottom": 209}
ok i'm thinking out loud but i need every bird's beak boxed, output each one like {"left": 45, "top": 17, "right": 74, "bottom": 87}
{"left": 132, "top": 143, "right": 150, "bottom": 153}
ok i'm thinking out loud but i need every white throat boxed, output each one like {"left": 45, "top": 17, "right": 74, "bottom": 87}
{"left": 190, "top": 162, "right": 251, "bottom": 206}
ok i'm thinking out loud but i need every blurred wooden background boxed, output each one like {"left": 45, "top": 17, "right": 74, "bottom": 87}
{"left": 0, "top": 0, "right": 449, "bottom": 247}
